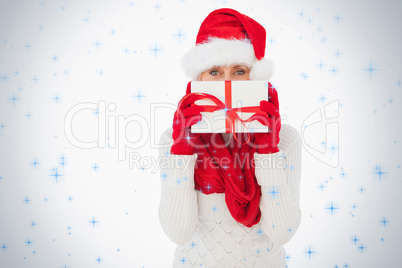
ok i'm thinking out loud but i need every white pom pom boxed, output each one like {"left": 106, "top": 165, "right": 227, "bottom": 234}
{"left": 249, "top": 58, "right": 275, "bottom": 80}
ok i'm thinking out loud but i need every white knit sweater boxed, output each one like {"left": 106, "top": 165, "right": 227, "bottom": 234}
{"left": 159, "top": 125, "right": 302, "bottom": 267}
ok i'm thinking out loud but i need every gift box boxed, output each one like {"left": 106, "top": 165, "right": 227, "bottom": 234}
{"left": 189, "top": 80, "right": 270, "bottom": 133}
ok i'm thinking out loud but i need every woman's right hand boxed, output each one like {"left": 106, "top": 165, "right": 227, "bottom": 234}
{"left": 171, "top": 95, "right": 203, "bottom": 155}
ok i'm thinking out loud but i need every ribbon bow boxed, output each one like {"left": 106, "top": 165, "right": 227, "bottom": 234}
{"left": 178, "top": 89, "right": 267, "bottom": 143}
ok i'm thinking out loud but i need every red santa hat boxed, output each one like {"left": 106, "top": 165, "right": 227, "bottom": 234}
{"left": 181, "top": 8, "right": 274, "bottom": 81}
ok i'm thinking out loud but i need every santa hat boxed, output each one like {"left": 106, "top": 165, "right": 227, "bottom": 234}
{"left": 181, "top": 8, "right": 274, "bottom": 81}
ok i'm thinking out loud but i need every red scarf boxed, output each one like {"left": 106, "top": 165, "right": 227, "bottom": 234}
{"left": 194, "top": 132, "right": 261, "bottom": 227}
{"left": 182, "top": 83, "right": 263, "bottom": 227}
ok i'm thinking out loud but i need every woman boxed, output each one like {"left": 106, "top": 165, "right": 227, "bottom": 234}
{"left": 159, "top": 8, "right": 301, "bottom": 267}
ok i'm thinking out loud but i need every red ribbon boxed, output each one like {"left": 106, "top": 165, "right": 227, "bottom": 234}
{"left": 179, "top": 82, "right": 267, "bottom": 143}
{"left": 225, "top": 81, "right": 232, "bottom": 133}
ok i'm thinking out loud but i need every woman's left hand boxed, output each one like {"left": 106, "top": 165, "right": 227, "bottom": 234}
{"left": 250, "top": 85, "right": 281, "bottom": 154}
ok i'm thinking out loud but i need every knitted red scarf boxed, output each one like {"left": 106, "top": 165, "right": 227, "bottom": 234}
{"left": 193, "top": 133, "right": 261, "bottom": 227}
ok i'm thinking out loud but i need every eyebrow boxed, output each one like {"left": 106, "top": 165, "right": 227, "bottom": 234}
{"left": 232, "top": 65, "right": 249, "bottom": 69}
{"left": 207, "top": 65, "right": 249, "bottom": 70}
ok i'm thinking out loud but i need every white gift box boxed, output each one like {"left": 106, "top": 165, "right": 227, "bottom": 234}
{"left": 189, "top": 80, "right": 270, "bottom": 133}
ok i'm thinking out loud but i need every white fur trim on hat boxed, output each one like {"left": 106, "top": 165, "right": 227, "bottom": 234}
{"left": 249, "top": 57, "right": 275, "bottom": 81}
{"left": 181, "top": 38, "right": 274, "bottom": 81}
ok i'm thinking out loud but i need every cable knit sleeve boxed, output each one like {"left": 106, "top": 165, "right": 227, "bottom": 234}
{"left": 254, "top": 124, "right": 302, "bottom": 249}
{"left": 158, "top": 128, "right": 199, "bottom": 245}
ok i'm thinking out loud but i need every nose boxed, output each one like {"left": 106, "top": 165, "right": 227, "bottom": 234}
{"left": 223, "top": 72, "right": 232, "bottom": 81}
{"left": 224, "top": 67, "right": 233, "bottom": 81}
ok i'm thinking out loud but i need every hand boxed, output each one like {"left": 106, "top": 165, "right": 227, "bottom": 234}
{"left": 171, "top": 95, "right": 203, "bottom": 155}
{"left": 251, "top": 85, "right": 281, "bottom": 154}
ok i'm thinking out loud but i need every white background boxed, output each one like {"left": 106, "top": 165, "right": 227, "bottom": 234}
{"left": 0, "top": 0, "right": 401, "bottom": 267}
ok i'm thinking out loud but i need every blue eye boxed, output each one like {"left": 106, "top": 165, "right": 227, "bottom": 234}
{"left": 235, "top": 69, "right": 246, "bottom": 75}
{"left": 210, "top": 70, "right": 219, "bottom": 76}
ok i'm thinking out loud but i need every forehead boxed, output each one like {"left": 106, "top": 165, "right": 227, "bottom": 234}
{"left": 208, "top": 64, "right": 250, "bottom": 69}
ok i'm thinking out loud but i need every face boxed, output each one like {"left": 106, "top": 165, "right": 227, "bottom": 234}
{"left": 199, "top": 65, "right": 250, "bottom": 81}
